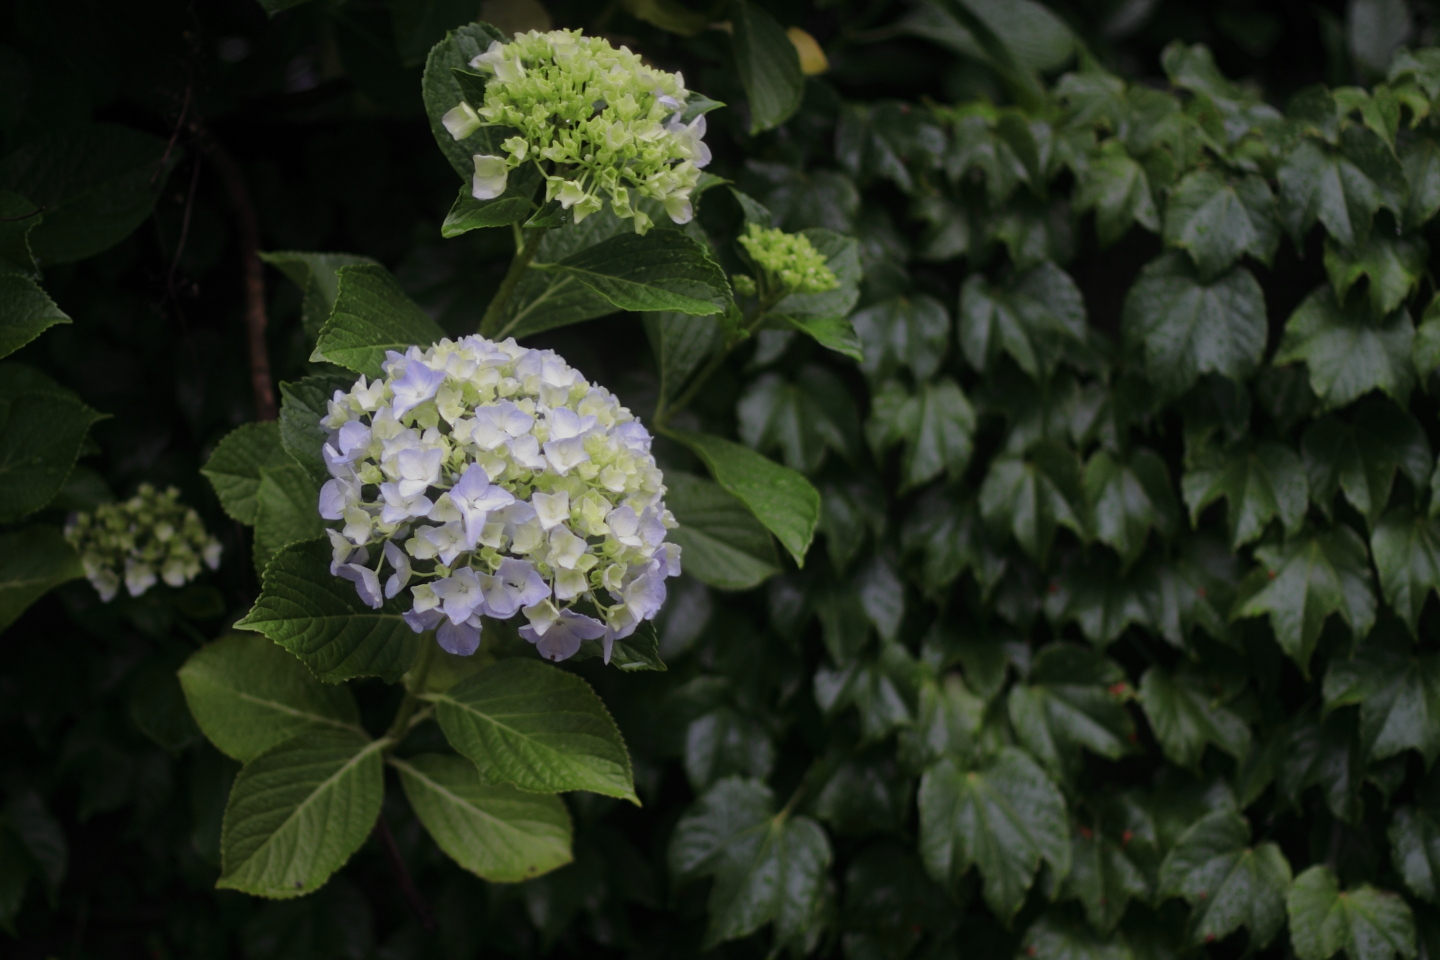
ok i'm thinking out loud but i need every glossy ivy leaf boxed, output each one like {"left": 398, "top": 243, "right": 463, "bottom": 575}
{"left": 1324, "top": 629, "right": 1440, "bottom": 765}
{"left": 1084, "top": 448, "right": 1180, "bottom": 569}
{"left": 979, "top": 441, "right": 1086, "bottom": 566}
{"left": 1021, "top": 910, "right": 1134, "bottom": 960}
{"left": 1122, "top": 253, "right": 1266, "bottom": 399}
{"left": 1287, "top": 865, "right": 1417, "bottom": 960}
{"left": 840, "top": 843, "right": 948, "bottom": 957}
{"left": 898, "top": 672, "right": 988, "bottom": 771}
{"left": 278, "top": 373, "right": 355, "bottom": 486}
{"left": 0, "top": 375, "right": 102, "bottom": 524}
{"left": 432, "top": 658, "right": 636, "bottom": 802}
{"left": 1044, "top": 551, "right": 1155, "bottom": 647}
{"left": 259, "top": 251, "right": 379, "bottom": 341}
{"left": 1302, "top": 403, "right": 1430, "bottom": 529}
{"left": 814, "top": 756, "right": 912, "bottom": 837}
{"left": 1372, "top": 509, "right": 1440, "bottom": 635}
{"left": 202, "top": 421, "right": 291, "bottom": 525}
{"left": 730, "top": 1, "right": 804, "bottom": 134}
{"left": 0, "top": 275, "right": 69, "bottom": 360}
{"left": 1275, "top": 707, "right": 1364, "bottom": 824}
{"left": 1073, "top": 139, "right": 1160, "bottom": 246}
{"left": 3, "top": 792, "right": 65, "bottom": 907}
{"left": 683, "top": 706, "right": 775, "bottom": 791}
{"left": 392, "top": 753, "right": 573, "bottom": 883}
{"left": 852, "top": 294, "right": 950, "bottom": 382}
{"left": 665, "top": 471, "right": 780, "bottom": 591}
{"left": 547, "top": 231, "right": 732, "bottom": 317}
{"left": 235, "top": 538, "right": 421, "bottom": 684}
{"left": 1277, "top": 130, "right": 1405, "bottom": 249}
{"left": 866, "top": 378, "right": 976, "bottom": 492}
{"left": 668, "top": 429, "right": 820, "bottom": 566}
{"left": 1162, "top": 170, "right": 1279, "bottom": 279}
{"left": 1138, "top": 666, "right": 1251, "bottom": 769}
{"left": 1157, "top": 809, "right": 1292, "bottom": 947}
{"left": 1401, "top": 137, "right": 1440, "bottom": 230}
{"left": 958, "top": 260, "right": 1086, "bottom": 380}
{"left": 1181, "top": 440, "right": 1307, "bottom": 550}
{"left": 1007, "top": 643, "right": 1134, "bottom": 779}
{"left": 919, "top": 748, "right": 1070, "bottom": 921}
{"left": 1234, "top": 527, "right": 1377, "bottom": 674}
{"left": 1324, "top": 234, "right": 1427, "bottom": 318}
{"left": 738, "top": 367, "right": 858, "bottom": 474}
{"left": 253, "top": 462, "right": 325, "bottom": 577}
{"left": 814, "top": 655, "right": 915, "bottom": 743}
{"left": 178, "top": 634, "right": 363, "bottom": 763}
{"left": 1140, "top": 532, "right": 1241, "bottom": 650}
{"left": 1276, "top": 287, "right": 1415, "bottom": 409}
{"left": 217, "top": 729, "right": 384, "bottom": 899}
{"left": 668, "top": 777, "right": 831, "bottom": 951}
{"left": 0, "top": 525, "right": 82, "bottom": 632}
{"left": 1061, "top": 823, "right": 1150, "bottom": 934}
{"left": 1389, "top": 793, "right": 1440, "bottom": 903}
{"left": 312, "top": 264, "right": 446, "bottom": 379}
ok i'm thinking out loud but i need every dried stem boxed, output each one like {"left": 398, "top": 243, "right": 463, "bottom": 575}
{"left": 373, "top": 814, "right": 437, "bottom": 931}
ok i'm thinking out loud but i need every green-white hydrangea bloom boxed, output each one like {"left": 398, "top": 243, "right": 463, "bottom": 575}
{"left": 318, "top": 335, "right": 681, "bottom": 663}
{"left": 442, "top": 28, "right": 712, "bottom": 234}
{"left": 737, "top": 223, "right": 840, "bottom": 295}
{"left": 65, "top": 484, "right": 223, "bottom": 602}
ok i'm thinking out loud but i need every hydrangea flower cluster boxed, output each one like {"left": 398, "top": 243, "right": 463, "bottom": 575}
{"left": 736, "top": 223, "right": 840, "bottom": 295}
{"left": 441, "top": 28, "right": 711, "bottom": 233}
{"left": 65, "top": 484, "right": 223, "bottom": 602}
{"left": 318, "top": 335, "right": 681, "bottom": 663}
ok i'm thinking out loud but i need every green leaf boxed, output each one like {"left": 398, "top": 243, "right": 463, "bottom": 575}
{"left": 1389, "top": 801, "right": 1440, "bottom": 903}
{"left": 1138, "top": 666, "right": 1251, "bottom": 768}
{"left": 253, "top": 462, "right": 325, "bottom": 577}
{"left": 1275, "top": 287, "right": 1415, "bottom": 409}
{"left": 3, "top": 793, "right": 65, "bottom": 907}
{"left": 236, "top": 538, "right": 421, "bottom": 684}
{"left": 1324, "top": 629, "right": 1440, "bottom": 765}
{"left": 979, "top": 441, "right": 1086, "bottom": 565}
{"left": 1302, "top": 403, "right": 1430, "bottom": 529}
{"left": 202, "top": 421, "right": 291, "bottom": 525}
{"left": 780, "top": 313, "right": 863, "bottom": 360}
{"left": 0, "top": 123, "right": 173, "bottom": 264}
{"left": 0, "top": 191, "right": 42, "bottom": 276}
{"left": 0, "top": 525, "right": 81, "bottom": 632}
{"left": 1163, "top": 170, "right": 1279, "bottom": 278}
{"left": 854, "top": 294, "right": 951, "bottom": 381}
{"left": 668, "top": 429, "right": 820, "bottom": 566}
{"left": 959, "top": 261, "right": 1086, "bottom": 379}
{"left": 1021, "top": 911, "right": 1135, "bottom": 960}
{"left": 0, "top": 827, "right": 29, "bottom": 934}
{"left": 0, "top": 379, "right": 102, "bottom": 523}
{"left": 1062, "top": 825, "right": 1150, "bottom": 935}
{"left": 739, "top": 367, "right": 858, "bottom": 473}
{"left": 1181, "top": 441, "right": 1308, "bottom": 549}
{"left": 1372, "top": 509, "right": 1440, "bottom": 635}
{"left": 1007, "top": 643, "right": 1134, "bottom": 779}
{"left": 217, "top": 730, "right": 384, "bottom": 899}
{"left": 1287, "top": 865, "right": 1417, "bottom": 960}
{"left": 918, "top": 748, "right": 1071, "bottom": 921}
{"left": 648, "top": 311, "right": 723, "bottom": 407}
{"left": 1121, "top": 253, "right": 1267, "bottom": 398}
{"left": 683, "top": 707, "right": 776, "bottom": 791}
{"left": 538, "top": 231, "right": 732, "bottom": 319}
{"left": 1401, "top": 137, "right": 1440, "bottom": 230}
{"left": 0, "top": 275, "right": 69, "bottom": 359}
{"left": 1278, "top": 131, "right": 1403, "bottom": 249}
{"left": 1234, "top": 527, "right": 1377, "bottom": 674}
{"left": 665, "top": 471, "right": 780, "bottom": 591}
{"left": 1073, "top": 140, "right": 1160, "bottom": 246}
{"left": 771, "top": 229, "right": 863, "bottom": 354}
{"left": 421, "top": 21, "right": 509, "bottom": 181}
{"left": 278, "top": 374, "right": 355, "bottom": 486}
{"left": 1085, "top": 448, "right": 1180, "bottom": 568}
{"left": 178, "top": 633, "right": 363, "bottom": 763}
{"left": 311, "top": 264, "right": 446, "bottom": 379}
{"left": 1324, "top": 234, "right": 1427, "bottom": 318}
{"left": 1157, "top": 809, "right": 1292, "bottom": 947}
{"left": 1275, "top": 708, "right": 1364, "bottom": 823}
{"left": 730, "top": 0, "right": 804, "bottom": 134}
{"left": 440, "top": 177, "right": 541, "bottom": 237}
{"left": 260, "top": 251, "right": 379, "bottom": 342}
{"left": 866, "top": 378, "right": 976, "bottom": 492}
{"left": 668, "top": 777, "right": 832, "bottom": 950}
{"left": 432, "top": 658, "right": 636, "bottom": 801}
{"left": 392, "top": 753, "right": 573, "bottom": 883}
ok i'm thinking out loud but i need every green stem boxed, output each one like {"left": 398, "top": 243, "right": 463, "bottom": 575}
{"left": 479, "top": 227, "right": 547, "bottom": 338}
{"left": 653, "top": 293, "right": 781, "bottom": 428}
{"left": 383, "top": 639, "right": 437, "bottom": 747}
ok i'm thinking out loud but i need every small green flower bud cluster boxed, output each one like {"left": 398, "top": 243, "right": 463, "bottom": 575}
{"left": 737, "top": 223, "right": 840, "bottom": 295}
{"left": 442, "top": 28, "right": 712, "bottom": 234}
{"left": 65, "top": 484, "right": 222, "bottom": 602}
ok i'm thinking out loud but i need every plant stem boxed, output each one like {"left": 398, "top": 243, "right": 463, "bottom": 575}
{"left": 384, "top": 639, "right": 437, "bottom": 745}
{"left": 479, "top": 227, "right": 547, "bottom": 337}
{"left": 653, "top": 294, "right": 779, "bottom": 428}
{"left": 374, "top": 813, "right": 437, "bottom": 931}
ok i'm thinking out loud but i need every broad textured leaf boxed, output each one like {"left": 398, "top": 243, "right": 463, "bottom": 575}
{"left": 959, "top": 261, "right": 1086, "bottom": 379}
{"left": 1324, "top": 234, "right": 1427, "bottom": 318}
{"left": 1372, "top": 509, "right": 1440, "bottom": 634}
{"left": 648, "top": 311, "right": 723, "bottom": 405}
{"left": 918, "top": 748, "right": 1071, "bottom": 921}
{"left": 202, "top": 421, "right": 291, "bottom": 525}
{"left": 178, "top": 634, "right": 363, "bottom": 762}
{"left": 979, "top": 441, "right": 1086, "bottom": 565}
{"left": 440, "top": 177, "right": 540, "bottom": 236}
{"left": 665, "top": 471, "right": 780, "bottom": 591}
{"left": 1138, "top": 666, "right": 1251, "bottom": 768}
{"left": 235, "top": 538, "right": 421, "bottom": 684}
{"left": 548, "top": 231, "right": 731, "bottom": 317}
{"left": 1277, "top": 133, "right": 1399, "bottom": 249}
{"left": 260, "top": 251, "right": 379, "bottom": 341}
{"left": 0, "top": 383, "right": 102, "bottom": 523}
{"left": 669, "top": 429, "right": 820, "bottom": 566}
{"left": 668, "top": 777, "right": 832, "bottom": 949}
{"left": 0, "top": 191, "right": 41, "bottom": 276}
{"left": 1303, "top": 404, "right": 1430, "bottom": 528}
{"left": 1074, "top": 140, "right": 1160, "bottom": 246}
{"left": 253, "top": 462, "right": 325, "bottom": 577}
{"left": 1122, "top": 253, "right": 1267, "bottom": 398}
{"left": 392, "top": 753, "right": 572, "bottom": 883}
{"left": 1287, "top": 865, "right": 1417, "bottom": 960}
{"left": 278, "top": 374, "right": 355, "bottom": 485}
{"left": 421, "top": 21, "right": 510, "bottom": 180}
{"left": 1276, "top": 287, "right": 1415, "bottom": 408}
{"left": 432, "top": 658, "right": 635, "bottom": 801}
{"left": 311, "top": 264, "right": 446, "bottom": 379}
{"left": 1085, "top": 448, "right": 1180, "bottom": 567}
{"left": 1163, "top": 170, "right": 1279, "bottom": 278}
{"left": 218, "top": 730, "right": 383, "bottom": 899}
{"left": 1234, "top": 527, "right": 1376, "bottom": 674}
{"left": 866, "top": 378, "right": 976, "bottom": 491}
{"left": 1324, "top": 630, "right": 1440, "bottom": 765}
{"left": 731, "top": 1, "right": 804, "bottom": 133}
{"left": 1007, "top": 643, "right": 1134, "bottom": 778}
{"left": 1181, "top": 441, "right": 1307, "bottom": 549}
{"left": 0, "top": 275, "right": 69, "bottom": 359}
{"left": 1157, "top": 809, "right": 1291, "bottom": 947}
{"left": 0, "top": 526, "right": 81, "bottom": 632}
{"left": 853, "top": 294, "right": 951, "bottom": 381}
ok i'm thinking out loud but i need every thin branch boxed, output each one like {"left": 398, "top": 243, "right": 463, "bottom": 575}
{"left": 373, "top": 814, "right": 437, "bottom": 931}
{"left": 0, "top": 205, "right": 45, "bottom": 222}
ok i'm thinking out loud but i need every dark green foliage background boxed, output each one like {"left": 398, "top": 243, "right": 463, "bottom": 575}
{"left": 6, "top": 0, "right": 1440, "bottom": 957}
